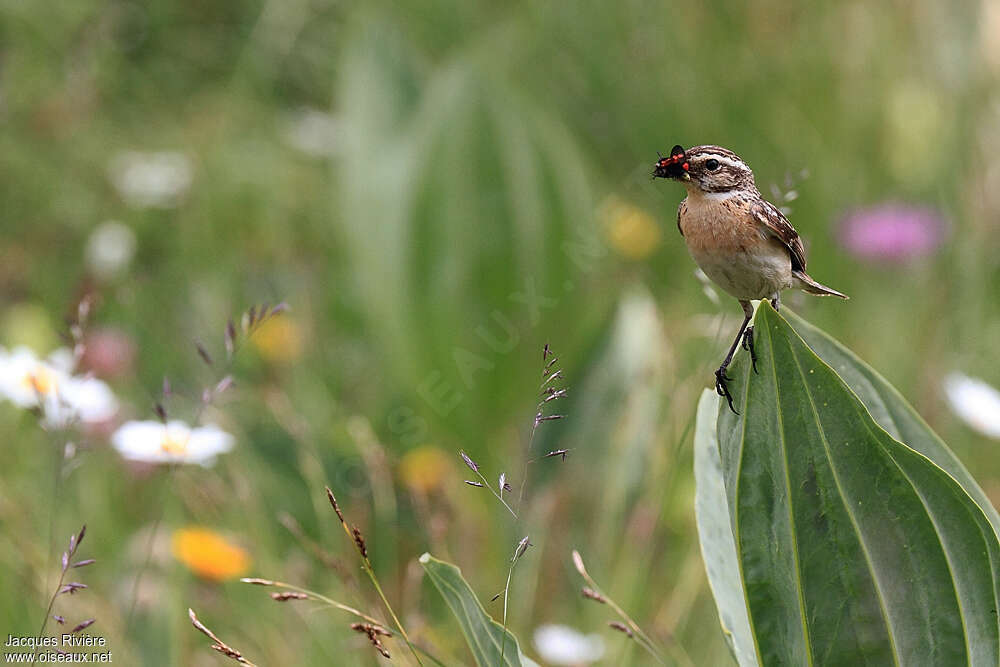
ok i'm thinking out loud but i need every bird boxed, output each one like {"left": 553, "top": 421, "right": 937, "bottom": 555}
{"left": 652, "top": 144, "right": 847, "bottom": 413}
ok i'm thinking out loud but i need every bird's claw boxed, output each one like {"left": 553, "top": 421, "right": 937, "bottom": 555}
{"left": 715, "top": 367, "right": 738, "bottom": 414}
{"left": 742, "top": 326, "right": 758, "bottom": 374}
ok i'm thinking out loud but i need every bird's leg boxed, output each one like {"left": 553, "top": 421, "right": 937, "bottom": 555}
{"left": 739, "top": 300, "right": 758, "bottom": 373}
{"left": 770, "top": 293, "right": 781, "bottom": 312}
{"left": 741, "top": 331, "right": 758, "bottom": 374}
{"left": 715, "top": 300, "right": 754, "bottom": 414}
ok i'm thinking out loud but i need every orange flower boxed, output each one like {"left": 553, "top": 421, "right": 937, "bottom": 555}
{"left": 171, "top": 528, "right": 251, "bottom": 581}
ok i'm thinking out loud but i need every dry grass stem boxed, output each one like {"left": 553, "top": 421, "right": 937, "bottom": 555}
{"left": 352, "top": 623, "right": 392, "bottom": 659}
{"left": 609, "top": 621, "right": 633, "bottom": 638}
{"left": 239, "top": 578, "right": 390, "bottom": 631}
{"left": 33, "top": 525, "right": 91, "bottom": 666}
{"left": 188, "top": 608, "right": 258, "bottom": 667}
{"left": 325, "top": 486, "right": 424, "bottom": 666}
{"left": 270, "top": 592, "right": 309, "bottom": 601}
{"left": 571, "top": 550, "right": 666, "bottom": 665}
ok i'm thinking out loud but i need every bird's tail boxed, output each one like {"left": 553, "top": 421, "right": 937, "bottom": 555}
{"left": 793, "top": 271, "right": 849, "bottom": 299}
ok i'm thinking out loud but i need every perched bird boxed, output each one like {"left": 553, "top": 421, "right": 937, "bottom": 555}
{"left": 652, "top": 144, "right": 847, "bottom": 413}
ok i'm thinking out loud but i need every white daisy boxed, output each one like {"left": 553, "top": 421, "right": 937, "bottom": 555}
{"left": 943, "top": 372, "right": 1000, "bottom": 440}
{"left": 112, "top": 420, "right": 234, "bottom": 467}
{"left": 533, "top": 624, "right": 605, "bottom": 665}
{"left": 0, "top": 346, "right": 118, "bottom": 427}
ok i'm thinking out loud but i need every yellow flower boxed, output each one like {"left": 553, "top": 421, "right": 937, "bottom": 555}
{"left": 600, "top": 197, "right": 661, "bottom": 260}
{"left": 171, "top": 528, "right": 251, "bottom": 581}
{"left": 398, "top": 445, "right": 453, "bottom": 494}
{"left": 251, "top": 315, "right": 303, "bottom": 364}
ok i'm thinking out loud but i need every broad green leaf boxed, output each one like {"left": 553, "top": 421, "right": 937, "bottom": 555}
{"left": 782, "top": 307, "right": 1000, "bottom": 536}
{"left": 337, "top": 12, "right": 613, "bottom": 441}
{"left": 419, "top": 553, "right": 538, "bottom": 667}
{"left": 713, "top": 301, "right": 1000, "bottom": 666}
{"left": 694, "top": 389, "right": 759, "bottom": 667}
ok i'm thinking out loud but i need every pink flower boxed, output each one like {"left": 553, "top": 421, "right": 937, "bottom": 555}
{"left": 838, "top": 203, "right": 947, "bottom": 263}
{"left": 81, "top": 328, "right": 137, "bottom": 379}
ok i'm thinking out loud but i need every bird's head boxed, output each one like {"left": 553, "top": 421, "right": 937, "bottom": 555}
{"left": 653, "top": 144, "right": 755, "bottom": 194}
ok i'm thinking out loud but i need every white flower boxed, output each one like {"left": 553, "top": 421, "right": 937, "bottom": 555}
{"left": 108, "top": 151, "right": 192, "bottom": 208}
{"left": 533, "top": 624, "right": 605, "bottom": 665}
{"left": 281, "top": 108, "right": 339, "bottom": 157}
{"left": 112, "top": 420, "right": 234, "bottom": 467}
{"left": 943, "top": 372, "right": 1000, "bottom": 439}
{"left": 85, "top": 221, "right": 137, "bottom": 279}
{"left": 0, "top": 346, "right": 118, "bottom": 427}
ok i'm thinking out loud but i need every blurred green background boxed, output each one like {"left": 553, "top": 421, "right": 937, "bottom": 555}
{"left": 3, "top": 0, "right": 1000, "bottom": 664}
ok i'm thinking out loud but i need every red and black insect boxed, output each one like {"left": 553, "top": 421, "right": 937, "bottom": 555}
{"left": 653, "top": 144, "right": 688, "bottom": 179}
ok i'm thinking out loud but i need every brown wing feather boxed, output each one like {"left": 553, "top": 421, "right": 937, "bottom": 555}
{"left": 676, "top": 201, "right": 685, "bottom": 236}
{"left": 751, "top": 199, "right": 806, "bottom": 273}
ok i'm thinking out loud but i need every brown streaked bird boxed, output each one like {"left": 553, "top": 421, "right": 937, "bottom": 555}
{"left": 652, "top": 144, "right": 847, "bottom": 413}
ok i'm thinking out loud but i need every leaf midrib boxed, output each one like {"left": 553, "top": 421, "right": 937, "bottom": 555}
{"left": 430, "top": 565, "right": 518, "bottom": 666}
{"left": 786, "top": 334, "right": 901, "bottom": 667}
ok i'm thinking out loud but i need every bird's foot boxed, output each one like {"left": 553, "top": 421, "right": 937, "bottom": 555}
{"left": 715, "top": 366, "right": 738, "bottom": 415}
{"left": 741, "top": 326, "right": 758, "bottom": 373}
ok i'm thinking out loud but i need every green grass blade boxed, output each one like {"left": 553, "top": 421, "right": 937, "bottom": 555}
{"left": 419, "top": 553, "right": 537, "bottom": 667}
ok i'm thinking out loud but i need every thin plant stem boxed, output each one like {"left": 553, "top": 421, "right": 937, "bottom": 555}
{"left": 514, "top": 422, "right": 540, "bottom": 514}
{"left": 362, "top": 563, "right": 424, "bottom": 667}
{"left": 242, "top": 576, "right": 448, "bottom": 666}
{"left": 124, "top": 463, "right": 175, "bottom": 632}
{"left": 573, "top": 550, "right": 667, "bottom": 665}
{"left": 327, "top": 487, "right": 425, "bottom": 667}
{"left": 495, "top": 347, "right": 564, "bottom": 660}
{"left": 241, "top": 578, "right": 388, "bottom": 629}
{"left": 127, "top": 310, "right": 274, "bottom": 632}
{"left": 32, "top": 571, "right": 67, "bottom": 666}
{"left": 473, "top": 468, "right": 517, "bottom": 519}
{"left": 188, "top": 608, "right": 258, "bottom": 666}
{"left": 498, "top": 544, "right": 526, "bottom": 667}
{"left": 33, "top": 524, "right": 86, "bottom": 666}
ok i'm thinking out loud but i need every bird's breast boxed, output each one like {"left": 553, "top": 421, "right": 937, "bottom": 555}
{"left": 679, "top": 194, "right": 762, "bottom": 253}
{"left": 678, "top": 194, "right": 793, "bottom": 299}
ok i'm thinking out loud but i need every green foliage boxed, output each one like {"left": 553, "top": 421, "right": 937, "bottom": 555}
{"left": 694, "top": 390, "right": 758, "bottom": 667}
{"left": 782, "top": 307, "right": 1000, "bottom": 536}
{"left": 419, "top": 553, "right": 537, "bottom": 667}
{"left": 696, "top": 303, "right": 1000, "bottom": 665}
{"left": 4, "top": 1, "right": 999, "bottom": 664}
{"left": 336, "top": 10, "right": 612, "bottom": 440}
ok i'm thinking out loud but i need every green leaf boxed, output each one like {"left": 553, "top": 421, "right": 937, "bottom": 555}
{"left": 419, "top": 553, "right": 538, "bottom": 667}
{"left": 336, "top": 12, "right": 613, "bottom": 441}
{"left": 694, "top": 389, "right": 759, "bottom": 667}
{"left": 781, "top": 307, "right": 1000, "bottom": 536}
{"left": 711, "top": 301, "right": 1000, "bottom": 666}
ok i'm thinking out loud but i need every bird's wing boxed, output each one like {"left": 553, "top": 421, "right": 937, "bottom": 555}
{"left": 751, "top": 199, "right": 806, "bottom": 273}
{"left": 676, "top": 200, "right": 686, "bottom": 237}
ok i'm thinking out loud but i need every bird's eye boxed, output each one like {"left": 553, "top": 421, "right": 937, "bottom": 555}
{"left": 705, "top": 159, "right": 720, "bottom": 171}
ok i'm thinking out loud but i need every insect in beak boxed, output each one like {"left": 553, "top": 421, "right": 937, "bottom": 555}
{"left": 653, "top": 144, "right": 689, "bottom": 180}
